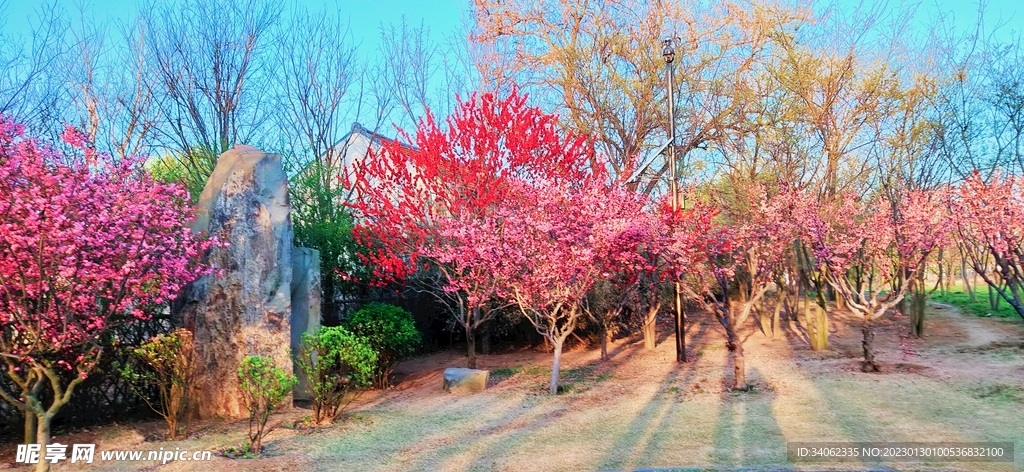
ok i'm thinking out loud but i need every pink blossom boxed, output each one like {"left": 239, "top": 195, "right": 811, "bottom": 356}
{"left": 0, "top": 116, "right": 213, "bottom": 382}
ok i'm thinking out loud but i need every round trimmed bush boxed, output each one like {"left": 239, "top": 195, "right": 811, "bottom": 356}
{"left": 345, "top": 303, "right": 420, "bottom": 388}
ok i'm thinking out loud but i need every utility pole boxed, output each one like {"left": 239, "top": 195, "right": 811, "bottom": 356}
{"left": 663, "top": 38, "right": 687, "bottom": 363}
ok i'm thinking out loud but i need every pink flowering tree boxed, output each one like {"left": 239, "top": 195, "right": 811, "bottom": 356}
{"left": 424, "top": 213, "right": 513, "bottom": 365}
{"left": 0, "top": 119, "right": 211, "bottom": 458}
{"left": 591, "top": 208, "right": 665, "bottom": 355}
{"left": 797, "top": 189, "right": 948, "bottom": 372}
{"left": 889, "top": 188, "right": 954, "bottom": 337}
{"left": 951, "top": 172, "right": 1024, "bottom": 322}
{"left": 715, "top": 185, "right": 797, "bottom": 389}
{"left": 443, "top": 179, "right": 643, "bottom": 394}
{"left": 662, "top": 196, "right": 740, "bottom": 379}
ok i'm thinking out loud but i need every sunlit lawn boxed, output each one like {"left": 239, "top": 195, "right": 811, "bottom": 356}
{"left": 930, "top": 283, "right": 1020, "bottom": 319}
{"left": 32, "top": 306, "right": 1024, "bottom": 472}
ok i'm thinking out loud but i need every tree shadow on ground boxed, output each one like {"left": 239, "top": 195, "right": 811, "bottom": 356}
{"left": 709, "top": 366, "right": 786, "bottom": 468}
{"left": 594, "top": 316, "right": 716, "bottom": 469}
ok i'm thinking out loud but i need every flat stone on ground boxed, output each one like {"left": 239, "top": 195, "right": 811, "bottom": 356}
{"left": 442, "top": 368, "right": 489, "bottom": 394}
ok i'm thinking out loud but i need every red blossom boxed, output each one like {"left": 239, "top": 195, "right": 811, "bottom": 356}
{"left": 346, "top": 87, "right": 599, "bottom": 287}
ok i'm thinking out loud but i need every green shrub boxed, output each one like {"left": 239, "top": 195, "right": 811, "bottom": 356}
{"left": 118, "top": 328, "right": 198, "bottom": 439}
{"left": 295, "top": 326, "right": 377, "bottom": 424}
{"left": 144, "top": 146, "right": 217, "bottom": 204}
{"left": 346, "top": 303, "right": 420, "bottom": 388}
{"left": 237, "top": 355, "right": 297, "bottom": 454}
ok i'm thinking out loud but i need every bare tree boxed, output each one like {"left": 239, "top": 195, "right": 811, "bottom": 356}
{"left": 275, "top": 4, "right": 360, "bottom": 176}
{"left": 62, "top": 11, "right": 160, "bottom": 163}
{"left": 984, "top": 36, "right": 1024, "bottom": 175}
{"left": 931, "top": 8, "right": 1024, "bottom": 178}
{"left": 0, "top": 1, "right": 68, "bottom": 138}
{"left": 376, "top": 17, "right": 439, "bottom": 130}
{"left": 138, "top": 0, "right": 279, "bottom": 189}
{"left": 470, "top": 0, "right": 805, "bottom": 195}
{"left": 766, "top": 1, "right": 910, "bottom": 198}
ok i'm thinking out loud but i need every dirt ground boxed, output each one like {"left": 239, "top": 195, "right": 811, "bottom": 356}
{"left": 2, "top": 304, "right": 1023, "bottom": 471}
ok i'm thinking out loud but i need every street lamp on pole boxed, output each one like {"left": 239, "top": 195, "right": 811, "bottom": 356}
{"left": 663, "top": 38, "right": 677, "bottom": 209}
{"left": 663, "top": 38, "right": 687, "bottom": 363}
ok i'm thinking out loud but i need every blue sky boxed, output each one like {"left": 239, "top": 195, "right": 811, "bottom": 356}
{"left": 2, "top": 0, "right": 1020, "bottom": 48}
{"left": 0, "top": 0, "right": 1019, "bottom": 138}
{"left": 897, "top": 0, "right": 1021, "bottom": 42}
{"left": 1, "top": 0, "right": 1020, "bottom": 71}
{"left": 0, "top": 0, "right": 469, "bottom": 57}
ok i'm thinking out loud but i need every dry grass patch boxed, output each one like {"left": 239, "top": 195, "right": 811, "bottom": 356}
{"left": 3, "top": 305, "right": 1022, "bottom": 471}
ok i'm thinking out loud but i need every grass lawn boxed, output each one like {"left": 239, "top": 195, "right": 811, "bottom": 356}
{"left": 929, "top": 284, "right": 1021, "bottom": 319}
{"left": 3, "top": 304, "right": 1023, "bottom": 472}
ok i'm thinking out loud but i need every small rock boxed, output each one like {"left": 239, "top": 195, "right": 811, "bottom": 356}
{"left": 442, "top": 368, "right": 489, "bottom": 394}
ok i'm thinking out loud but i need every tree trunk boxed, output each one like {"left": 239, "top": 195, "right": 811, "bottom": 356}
{"left": 34, "top": 413, "right": 50, "bottom": 472}
{"left": 642, "top": 321, "right": 655, "bottom": 349}
{"left": 600, "top": 325, "right": 609, "bottom": 360}
{"left": 756, "top": 298, "right": 766, "bottom": 336}
{"left": 989, "top": 283, "right": 999, "bottom": 311}
{"left": 642, "top": 306, "right": 657, "bottom": 350}
{"left": 481, "top": 322, "right": 491, "bottom": 355}
{"left": 910, "top": 277, "right": 926, "bottom": 338}
{"left": 913, "top": 291, "right": 926, "bottom": 337}
{"left": 732, "top": 338, "right": 746, "bottom": 391}
{"left": 861, "top": 318, "right": 879, "bottom": 372}
{"left": 465, "top": 323, "right": 477, "bottom": 369}
{"left": 24, "top": 411, "right": 36, "bottom": 445}
{"left": 936, "top": 248, "right": 946, "bottom": 296}
{"left": 805, "top": 296, "right": 819, "bottom": 350}
{"left": 962, "top": 256, "right": 975, "bottom": 302}
{"left": 807, "top": 301, "right": 829, "bottom": 350}
{"left": 817, "top": 304, "right": 829, "bottom": 350}
{"left": 945, "top": 255, "right": 954, "bottom": 295}
{"left": 549, "top": 337, "right": 564, "bottom": 394}
{"left": 771, "top": 298, "right": 782, "bottom": 340}
{"left": 675, "top": 282, "right": 686, "bottom": 363}
{"left": 896, "top": 271, "right": 907, "bottom": 318}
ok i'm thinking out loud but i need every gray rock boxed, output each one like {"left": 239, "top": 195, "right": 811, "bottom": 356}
{"left": 291, "top": 247, "right": 321, "bottom": 401}
{"left": 442, "top": 368, "right": 489, "bottom": 394}
{"left": 172, "top": 145, "right": 294, "bottom": 419}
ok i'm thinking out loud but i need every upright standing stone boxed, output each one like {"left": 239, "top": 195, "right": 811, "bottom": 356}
{"left": 172, "top": 145, "right": 294, "bottom": 419}
{"left": 291, "top": 247, "right": 321, "bottom": 401}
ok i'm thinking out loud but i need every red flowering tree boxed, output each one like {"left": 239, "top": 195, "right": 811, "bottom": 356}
{"left": 348, "top": 89, "right": 595, "bottom": 368}
{"left": 797, "top": 189, "right": 949, "bottom": 372}
{"left": 0, "top": 119, "right": 211, "bottom": 459}
{"left": 951, "top": 172, "right": 1024, "bottom": 322}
